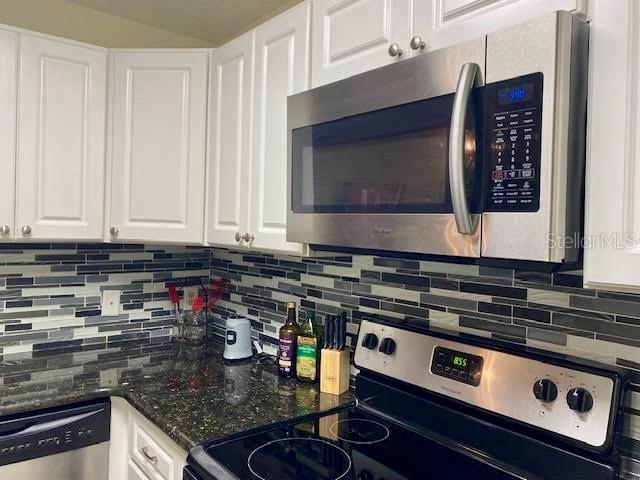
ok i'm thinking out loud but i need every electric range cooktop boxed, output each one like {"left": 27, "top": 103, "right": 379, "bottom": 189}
{"left": 192, "top": 405, "right": 527, "bottom": 480}
{"left": 185, "top": 320, "right": 626, "bottom": 480}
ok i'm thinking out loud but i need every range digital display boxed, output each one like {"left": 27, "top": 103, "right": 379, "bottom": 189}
{"left": 498, "top": 83, "right": 534, "bottom": 105}
{"left": 431, "top": 347, "right": 484, "bottom": 386}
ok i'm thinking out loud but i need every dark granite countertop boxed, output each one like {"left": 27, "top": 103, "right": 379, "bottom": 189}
{"left": 0, "top": 338, "right": 354, "bottom": 451}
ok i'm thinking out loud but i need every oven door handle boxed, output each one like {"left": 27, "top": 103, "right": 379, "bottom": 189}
{"left": 449, "top": 62, "right": 480, "bottom": 235}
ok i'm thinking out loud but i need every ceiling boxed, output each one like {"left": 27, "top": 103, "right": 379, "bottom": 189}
{"left": 66, "top": 0, "right": 303, "bottom": 46}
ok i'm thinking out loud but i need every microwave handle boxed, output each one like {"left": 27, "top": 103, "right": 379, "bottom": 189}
{"left": 449, "top": 62, "right": 480, "bottom": 235}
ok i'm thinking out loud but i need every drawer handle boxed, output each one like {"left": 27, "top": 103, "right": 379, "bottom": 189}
{"left": 141, "top": 446, "right": 158, "bottom": 464}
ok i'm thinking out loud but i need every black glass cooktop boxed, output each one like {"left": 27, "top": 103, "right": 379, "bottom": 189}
{"left": 203, "top": 407, "right": 522, "bottom": 480}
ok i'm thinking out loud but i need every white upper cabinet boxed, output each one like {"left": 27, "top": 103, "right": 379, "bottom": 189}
{"left": 108, "top": 50, "right": 208, "bottom": 244}
{"left": 311, "top": 0, "right": 415, "bottom": 87}
{"left": 312, "top": 0, "right": 586, "bottom": 87}
{"left": 0, "top": 29, "right": 17, "bottom": 242}
{"left": 206, "top": 32, "right": 255, "bottom": 248}
{"left": 249, "top": 2, "right": 310, "bottom": 254}
{"left": 416, "top": 0, "right": 585, "bottom": 51}
{"left": 584, "top": 0, "right": 640, "bottom": 292}
{"left": 16, "top": 34, "right": 107, "bottom": 241}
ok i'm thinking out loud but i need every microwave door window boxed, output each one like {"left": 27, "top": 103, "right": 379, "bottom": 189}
{"left": 291, "top": 92, "right": 481, "bottom": 215}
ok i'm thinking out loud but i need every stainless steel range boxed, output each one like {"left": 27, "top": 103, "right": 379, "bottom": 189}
{"left": 287, "top": 11, "right": 588, "bottom": 263}
{"left": 184, "top": 320, "right": 625, "bottom": 480}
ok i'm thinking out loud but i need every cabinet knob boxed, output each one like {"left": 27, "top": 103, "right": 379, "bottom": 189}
{"left": 109, "top": 226, "right": 119, "bottom": 236}
{"left": 410, "top": 35, "right": 426, "bottom": 50}
{"left": 21, "top": 225, "right": 31, "bottom": 236}
{"left": 0, "top": 225, "right": 10, "bottom": 236}
{"left": 388, "top": 43, "right": 403, "bottom": 57}
{"left": 235, "top": 232, "right": 242, "bottom": 242}
{"left": 242, "top": 233, "right": 255, "bottom": 243}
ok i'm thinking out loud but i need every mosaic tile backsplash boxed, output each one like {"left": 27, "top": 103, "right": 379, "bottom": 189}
{"left": 208, "top": 248, "right": 640, "bottom": 477}
{"left": 0, "top": 243, "right": 210, "bottom": 356}
{"left": 0, "top": 242, "right": 638, "bottom": 475}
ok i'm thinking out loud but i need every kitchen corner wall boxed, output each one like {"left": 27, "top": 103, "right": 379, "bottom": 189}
{"left": 0, "top": 243, "right": 210, "bottom": 356}
{"left": 208, "top": 247, "right": 640, "bottom": 475}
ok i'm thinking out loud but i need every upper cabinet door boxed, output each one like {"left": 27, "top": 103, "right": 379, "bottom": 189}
{"left": 584, "top": 0, "right": 640, "bottom": 292}
{"left": 206, "top": 33, "right": 255, "bottom": 248}
{"left": 0, "top": 29, "right": 17, "bottom": 242}
{"left": 250, "top": 2, "right": 309, "bottom": 254}
{"left": 311, "top": 0, "right": 413, "bottom": 87}
{"left": 16, "top": 34, "right": 107, "bottom": 241}
{"left": 108, "top": 50, "right": 208, "bottom": 244}
{"left": 416, "top": 0, "right": 584, "bottom": 51}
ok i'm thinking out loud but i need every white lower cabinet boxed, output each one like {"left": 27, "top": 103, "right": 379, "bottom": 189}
{"left": 248, "top": 2, "right": 310, "bottom": 254}
{"left": 109, "top": 398, "right": 187, "bottom": 480}
{"left": 584, "top": 0, "right": 640, "bottom": 292}
{"left": 16, "top": 33, "right": 107, "bottom": 241}
{"left": 107, "top": 50, "right": 209, "bottom": 244}
{"left": 128, "top": 460, "right": 152, "bottom": 480}
{"left": 0, "top": 28, "right": 17, "bottom": 242}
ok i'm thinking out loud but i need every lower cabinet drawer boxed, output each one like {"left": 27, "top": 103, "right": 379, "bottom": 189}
{"left": 128, "top": 459, "right": 152, "bottom": 480}
{"left": 131, "top": 421, "right": 175, "bottom": 480}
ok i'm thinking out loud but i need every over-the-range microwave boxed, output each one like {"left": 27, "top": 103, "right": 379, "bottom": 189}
{"left": 287, "top": 11, "right": 588, "bottom": 264}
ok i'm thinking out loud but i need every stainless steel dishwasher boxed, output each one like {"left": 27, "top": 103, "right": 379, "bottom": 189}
{"left": 0, "top": 399, "right": 110, "bottom": 480}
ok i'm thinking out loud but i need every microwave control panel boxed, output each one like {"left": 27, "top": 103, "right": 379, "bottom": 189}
{"left": 484, "top": 73, "right": 543, "bottom": 212}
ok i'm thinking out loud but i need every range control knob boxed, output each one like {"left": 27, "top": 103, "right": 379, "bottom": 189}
{"left": 361, "top": 333, "right": 379, "bottom": 350}
{"left": 533, "top": 379, "right": 558, "bottom": 403}
{"left": 378, "top": 338, "right": 396, "bottom": 356}
{"left": 567, "top": 388, "right": 594, "bottom": 413}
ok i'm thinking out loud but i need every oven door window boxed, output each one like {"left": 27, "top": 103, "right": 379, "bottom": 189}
{"left": 291, "top": 91, "right": 482, "bottom": 214}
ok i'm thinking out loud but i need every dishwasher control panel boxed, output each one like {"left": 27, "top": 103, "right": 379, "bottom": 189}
{"left": 0, "top": 400, "right": 110, "bottom": 466}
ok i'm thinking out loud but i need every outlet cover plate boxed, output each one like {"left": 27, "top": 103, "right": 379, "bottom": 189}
{"left": 183, "top": 286, "right": 199, "bottom": 311}
{"left": 102, "top": 290, "right": 121, "bottom": 316}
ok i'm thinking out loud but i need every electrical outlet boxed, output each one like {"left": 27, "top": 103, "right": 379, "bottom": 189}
{"left": 183, "top": 286, "right": 199, "bottom": 311}
{"left": 100, "top": 368, "right": 119, "bottom": 387}
{"left": 101, "top": 290, "right": 121, "bottom": 316}
{"left": 262, "top": 343, "right": 278, "bottom": 357}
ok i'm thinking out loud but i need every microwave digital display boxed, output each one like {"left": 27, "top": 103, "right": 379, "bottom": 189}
{"left": 497, "top": 83, "right": 533, "bottom": 105}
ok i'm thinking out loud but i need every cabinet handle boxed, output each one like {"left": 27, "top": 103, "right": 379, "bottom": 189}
{"left": 109, "top": 226, "right": 118, "bottom": 236}
{"left": 410, "top": 35, "right": 426, "bottom": 50}
{"left": 235, "top": 232, "right": 242, "bottom": 242}
{"left": 140, "top": 446, "right": 158, "bottom": 464}
{"left": 242, "top": 233, "right": 255, "bottom": 243}
{"left": 21, "top": 225, "right": 31, "bottom": 236}
{"left": 0, "top": 225, "right": 10, "bottom": 235}
{"left": 388, "top": 43, "right": 403, "bottom": 57}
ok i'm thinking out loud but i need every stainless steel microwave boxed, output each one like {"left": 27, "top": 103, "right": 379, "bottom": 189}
{"left": 287, "top": 11, "right": 588, "bottom": 263}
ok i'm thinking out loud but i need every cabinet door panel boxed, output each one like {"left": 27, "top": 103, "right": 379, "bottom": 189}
{"left": 16, "top": 35, "right": 106, "bottom": 240}
{"left": 584, "top": 0, "right": 640, "bottom": 292}
{"left": 206, "top": 33, "right": 254, "bottom": 247}
{"left": 416, "top": 0, "right": 581, "bottom": 51}
{"left": 109, "top": 51, "right": 208, "bottom": 244}
{"left": 250, "top": 3, "right": 309, "bottom": 254}
{"left": 312, "top": 0, "right": 411, "bottom": 87}
{"left": 127, "top": 460, "right": 151, "bottom": 480}
{"left": 0, "top": 29, "right": 17, "bottom": 241}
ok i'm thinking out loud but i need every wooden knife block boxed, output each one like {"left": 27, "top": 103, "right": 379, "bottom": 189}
{"left": 320, "top": 348, "right": 350, "bottom": 395}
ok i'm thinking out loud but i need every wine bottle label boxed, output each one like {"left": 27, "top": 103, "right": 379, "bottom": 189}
{"left": 278, "top": 333, "right": 296, "bottom": 373}
{"left": 296, "top": 336, "right": 318, "bottom": 380}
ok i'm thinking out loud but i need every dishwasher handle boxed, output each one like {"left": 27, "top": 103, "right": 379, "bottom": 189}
{"left": 0, "top": 400, "right": 110, "bottom": 468}
{"left": 0, "top": 410, "right": 100, "bottom": 442}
